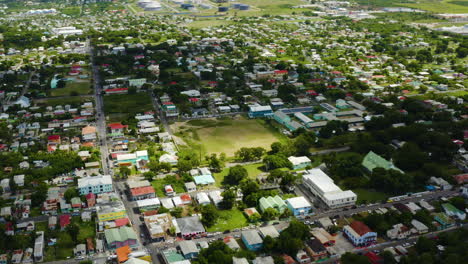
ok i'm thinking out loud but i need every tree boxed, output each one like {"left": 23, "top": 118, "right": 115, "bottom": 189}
{"left": 196, "top": 241, "right": 233, "bottom": 264}
{"left": 341, "top": 252, "right": 371, "bottom": 264}
{"left": 119, "top": 166, "right": 131, "bottom": 178}
{"left": 249, "top": 212, "right": 261, "bottom": 223}
{"left": 220, "top": 189, "right": 236, "bottom": 210}
{"left": 143, "top": 171, "right": 156, "bottom": 181}
{"left": 177, "top": 159, "right": 192, "bottom": 173}
{"left": 64, "top": 188, "right": 79, "bottom": 203}
{"left": 263, "top": 235, "right": 276, "bottom": 252}
{"left": 263, "top": 154, "right": 292, "bottom": 170}
{"left": 201, "top": 204, "right": 218, "bottom": 227}
{"left": 66, "top": 224, "right": 80, "bottom": 243}
{"left": 208, "top": 154, "right": 223, "bottom": 172}
{"left": 262, "top": 208, "right": 279, "bottom": 221}
{"left": 159, "top": 162, "right": 172, "bottom": 172}
{"left": 31, "top": 183, "right": 48, "bottom": 207}
{"left": 223, "top": 165, "right": 247, "bottom": 185}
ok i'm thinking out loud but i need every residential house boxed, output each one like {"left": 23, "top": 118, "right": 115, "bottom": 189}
{"left": 144, "top": 213, "right": 173, "bottom": 242}
{"left": 130, "top": 186, "right": 156, "bottom": 201}
{"left": 185, "top": 182, "right": 196, "bottom": 192}
{"left": 442, "top": 203, "right": 466, "bottom": 220}
{"left": 192, "top": 168, "right": 215, "bottom": 185}
{"left": 104, "top": 226, "right": 138, "bottom": 249}
{"left": 164, "top": 185, "right": 175, "bottom": 197}
{"left": 87, "top": 238, "right": 95, "bottom": 254}
{"left": 86, "top": 193, "right": 96, "bottom": 207}
{"left": 411, "top": 220, "right": 429, "bottom": 234}
{"left": 178, "top": 240, "right": 199, "bottom": 259}
{"left": 343, "top": 221, "right": 377, "bottom": 247}
{"left": 107, "top": 123, "right": 127, "bottom": 135}
{"left": 78, "top": 175, "right": 113, "bottom": 195}
{"left": 81, "top": 211, "right": 92, "bottom": 222}
{"left": 311, "top": 228, "right": 335, "bottom": 246}
{"left": 253, "top": 256, "right": 274, "bottom": 264}
{"left": 59, "top": 214, "right": 71, "bottom": 230}
{"left": 224, "top": 236, "right": 241, "bottom": 250}
{"left": 233, "top": 257, "right": 250, "bottom": 264}
{"left": 48, "top": 216, "right": 57, "bottom": 230}
{"left": 288, "top": 156, "right": 312, "bottom": 170}
{"left": 159, "top": 154, "right": 178, "bottom": 165}
{"left": 208, "top": 190, "right": 223, "bottom": 207}
{"left": 136, "top": 198, "right": 161, "bottom": 212}
{"left": 386, "top": 224, "right": 411, "bottom": 240}
{"left": 259, "top": 226, "right": 280, "bottom": 239}
{"left": 74, "top": 244, "right": 86, "bottom": 256}
{"left": 248, "top": 105, "right": 273, "bottom": 118}
{"left": 34, "top": 231, "right": 44, "bottom": 262}
{"left": 241, "top": 230, "right": 263, "bottom": 251}
{"left": 286, "top": 196, "right": 313, "bottom": 218}
{"left": 305, "top": 238, "right": 328, "bottom": 261}
{"left": 295, "top": 250, "right": 311, "bottom": 264}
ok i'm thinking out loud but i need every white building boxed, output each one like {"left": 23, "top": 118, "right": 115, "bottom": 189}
{"left": 303, "top": 169, "right": 356, "bottom": 208}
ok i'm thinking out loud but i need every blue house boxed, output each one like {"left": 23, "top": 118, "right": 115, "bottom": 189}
{"left": 286, "top": 196, "right": 313, "bottom": 218}
{"left": 248, "top": 105, "right": 273, "bottom": 118}
{"left": 241, "top": 230, "right": 263, "bottom": 251}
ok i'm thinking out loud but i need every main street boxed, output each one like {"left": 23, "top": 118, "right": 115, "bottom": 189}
{"left": 89, "top": 40, "right": 110, "bottom": 176}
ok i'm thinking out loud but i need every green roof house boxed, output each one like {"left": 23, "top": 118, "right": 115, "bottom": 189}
{"left": 442, "top": 203, "right": 466, "bottom": 220}
{"left": 433, "top": 212, "right": 455, "bottom": 230}
{"left": 104, "top": 226, "right": 137, "bottom": 249}
{"left": 259, "top": 195, "right": 287, "bottom": 213}
{"left": 362, "top": 151, "right": 403, "bottom": 173}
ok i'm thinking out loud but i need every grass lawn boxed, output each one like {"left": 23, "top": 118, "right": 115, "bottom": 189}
{"left": 151, "top": 177, "right": 186, "bottom": 197}
{"left": 401, "top": 0, "right": 468, "bottom": 13}
{"left": 213, "top": 163, "right": 264, "bottom": 187}
{"left": 35, "top": 96, "right": 93, "bottom": 107}
{"left": 207, "top": 208, "right": 249, "bottom": 232}
{"left": 44, "top": 232, "right": 74, "bottom": 261}
{"left": 50, "top": 81, "right": 91, "bottom": 97}
{"left": 36, "top": 221, "right": 48, "bottom": 232}
{"left": 174, "top": 116, "right": 283, "bottom": 157}
{"left": 104, "top": 93, "right": 153, "bottom": 121}
{"left": 353, "top": 189, "right": 389, "bottom": 204}
{"left": 77, "top": 221, "right": 96, "bottom": 243}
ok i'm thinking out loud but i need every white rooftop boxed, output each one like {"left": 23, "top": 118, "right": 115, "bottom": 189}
{"left": 286, "top": 196, "right": 311, "bottom": 209}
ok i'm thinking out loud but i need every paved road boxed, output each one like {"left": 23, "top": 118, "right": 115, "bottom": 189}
{"left": 319, "top": 224, "right": 467, "bottom": 264}
{"left": 89, "top": 39, "right": 110, "bottom": 175}
{"left": 150, "top": 92, "right": 172, "bottom": 135}
{"left": 308, "top": 189, "right": 459, "bottom": 221}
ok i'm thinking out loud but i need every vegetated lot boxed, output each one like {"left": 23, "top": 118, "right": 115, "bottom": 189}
{"left": 35, "top": 96, "right": 93, "bottom": 107}
{"left": 44, "top": 232, "right": 74, "bottom": 261}
{"left": 103, "top": 93, "right": 153, "bottom": 122}
{"left": 207, "top": 208, "right": 249, "bottom": 232}
{"left": 174, "top": 116, "right": 281, "bottom": 157}
{"left": 352, "top": 188, "right": 389, "bottom": 204}
{"left": 355, "top": 0, "right": 468, "bottom": 13}
{"left": 50, "top": 81, "right": 91, "bottom": 97}
{"left": 214, "top": 163, "right": 263, "bottom": 187}
{"left": 151, "top": 176, "right": 186, "bottom": 197}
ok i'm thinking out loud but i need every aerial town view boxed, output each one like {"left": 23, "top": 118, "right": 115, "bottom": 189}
{"left": 0, "top": 0, "right": 467, "bottom": 264}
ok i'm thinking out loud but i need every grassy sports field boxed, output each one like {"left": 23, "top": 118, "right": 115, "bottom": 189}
{"left": 173, "top": 116, "right": 284, "bottom": 157}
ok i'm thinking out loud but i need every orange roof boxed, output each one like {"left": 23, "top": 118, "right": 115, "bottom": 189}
{"left": 180, "top": 193, "right": 191, "bottom": 202}
{"left": 130, "top": 186, "right": 155, "bottom": 196}
{"left": 82, "top": 142, "right": 95, "bottom": 147}
{"left": 82, "top": 126, "right": 96, "bottom": 135}
{"left": 116, "top": 246, "right": 131, "bottom": 263}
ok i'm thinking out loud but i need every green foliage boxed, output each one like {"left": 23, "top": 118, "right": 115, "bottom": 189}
{"left": 341, "top": 252, "right": 371, "bottom": 264}
{"left": 235, "top": 147, "right": 266, "bottom": 162}
{"left": 223, "top": 165, "right": 248, "bottom": 185}
{"left": 201, "top": 204, "right": 219, "bottom": 227}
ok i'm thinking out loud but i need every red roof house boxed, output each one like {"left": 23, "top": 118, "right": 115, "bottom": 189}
{"left": 60, "top": 214, "right": 71, "bottom": 230}
{"left": 130, "top": 186, "right": 155, "bottom": 201}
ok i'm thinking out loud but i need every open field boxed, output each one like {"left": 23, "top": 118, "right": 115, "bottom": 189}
{"left": 353, "top": 188, "right": 389, "bottom": 204}
{"left": 356, "top": 0, "right": 468, "bottom": 13}
{"left": 34, "top": 96, "right": 94, "bottom": 107}
{"left": 173, "top": 116, "right": 283, "bottom": 157}
{"left": 207, "top": 208, "right": 249, "bottom": 232}
{"left": 213, "top": 163, "right": 264, "bottom": 187}
{"left": 50, "top": 81, "right": 91, "bottom": 97}
{"left": 103, "top": 93, "right": 153, "bottom": 122}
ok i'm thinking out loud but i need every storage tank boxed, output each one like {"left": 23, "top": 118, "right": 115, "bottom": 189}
{"left": 218, "top": 6, "right": 229, "bottom": 12}
{"left": 239, "top": 4, "right": 249, "bottom": 10}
